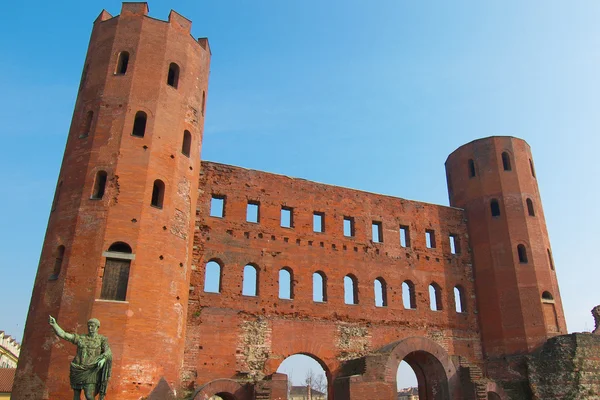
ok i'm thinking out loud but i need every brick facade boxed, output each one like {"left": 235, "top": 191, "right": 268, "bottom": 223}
{"left": 13, "top": 3, "right": 576, "bottom": 400}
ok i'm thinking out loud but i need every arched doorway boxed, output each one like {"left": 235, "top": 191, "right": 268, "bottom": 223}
{"left": 277, "top": 353, "right": 329, "bottom": 399}
{"left": 377, "top": 337, "right": 459, "bottom": 400}
{"left": 192, "top": 379, "right": 250, "bottom": 400}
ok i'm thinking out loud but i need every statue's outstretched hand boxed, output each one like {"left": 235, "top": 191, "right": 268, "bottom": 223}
{"left": 97, "top": 358, "right": 106, "bottom": 368}
{"left": 48, "top": 315, "right": 57, "bottom": 326}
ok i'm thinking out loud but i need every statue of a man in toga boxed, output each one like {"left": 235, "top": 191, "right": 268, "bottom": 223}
{"left": 49, "top": 316, "right": 112, "bottom": 400}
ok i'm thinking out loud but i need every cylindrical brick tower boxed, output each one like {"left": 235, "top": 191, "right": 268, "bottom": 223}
{"left": 13, "top": 3, "right": 210, "bottom": 399}
{"left": 445, "top": 136, "right": 566, "bottom": 387}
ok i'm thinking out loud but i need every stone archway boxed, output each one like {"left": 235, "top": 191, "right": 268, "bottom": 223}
{"left": 374, "top": 336, "right": 461, "bottom": 399}
{"left": 192, "top": 379, "right": 251, "bottom": 400}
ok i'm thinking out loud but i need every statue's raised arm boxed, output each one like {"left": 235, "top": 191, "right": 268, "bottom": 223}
{"left": 48, "top": 315, "right": 75, "bottom": 342}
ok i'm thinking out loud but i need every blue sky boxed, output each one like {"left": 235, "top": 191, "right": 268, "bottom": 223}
{"left": 2, "top": 0, "right": 600, "bottom": 390}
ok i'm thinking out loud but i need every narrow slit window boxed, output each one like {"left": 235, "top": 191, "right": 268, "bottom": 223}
{"left": 372, "top": 221, "right": 383, "bottom": 243}
{"left": 313, "top": 212, "right": 325, "bottom": 233}
{"left": 449, "top": 234, "right": 460, "bottom": 254}
{"left": 502, "top": 152, "right": 512, "bottom": 171}
{"left": 429, "top": 283, "right": 443, "bottom": 311}
{"left": 517, "top": 244, "right": 528, "bottom": 263}
{"left": 151, "top": 179, "right": 165, "bottom": 209}
{"left": 402, "top": 281, "right": 416, "bottom": 309}
{"left": 100, "top": 242, "right": 132, "bottom": 302}
{"left": 468, "top": 159, "right": 476, "bottom": 178}
{"left": 454, "top": 286, "right": 466, "bottom": 313}
{"left": 400, "top": 225, "right": 410, "bottom": 247}
{"left": 490, "top": 199, "right": 501, "bottom": 217}
{"left": 313, "top": 271, "right": 327, "bottom": 302}
{"left": 547, "top": 249, "right": 555, "bottom": 270}
{"left": 246, "top": 201, "right": 259, "bottom": 223}
{"left": 167, "top": 63, "right": 180, "bottom": 88}
{"left": 115, "top": 51, "right": 129, "bottom": 75}
{"left": 279, "top": 268, "right": 293, "bottom": 300}
{"left": 425, "top": 229, "right": 436, "bottom": 248}
{"left": 374, "top": 278, "right": 387, "bottom": 307}
{"left": 131, "top": 111, "right": 147, "bottom": 137}
{"left": 202, "top": 90, "right": 206, "bottom": 116}
{"left": 281, "top": 206, "right": 293, "bottom": 228}
{"left": 49, "top": 245, "right": 65, "bottom": 280}
{"left": 526, "top": 198, "right": 535, "bottom": 216}
{"left": 181, "top": 130, "right": 192, "bottom": 157}
{"left": 51, "top": 181, "right": 63, "bottom": 212}
{"left": 210, "top": 195, "right": 225, "bottom": 218}
{"left": 242, "top": 265, "right": 258, "bottom": 296}
{"left": 344, "top": 274, "right": 358, "bottom": 305}
{"left": 82, "top": 111, "right": 93, "bottom": 137}
{"left": 203, "top": 260, "right": 221, "bottom": 293}
{"left": 529, "top": 159, "right": 536, "bottom": 178}
{"left": 91, "top": 171, "right": 108, "bottom": 199}
{"left": 343, "top": 216, "right": 355, "bottom": 237}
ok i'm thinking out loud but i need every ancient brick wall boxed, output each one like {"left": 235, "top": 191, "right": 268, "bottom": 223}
{"left": 184, "top": 161, "right": 484, "bottom": 397}
{"left": 528, "top": 333, "right": 600, "bottom": 400}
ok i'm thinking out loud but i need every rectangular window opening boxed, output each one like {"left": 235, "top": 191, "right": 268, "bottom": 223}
{"left": 281, "top": 206, "right": 294, "bottom": 228}
{"left": 210, "top": 195, "right": 225, "bottom": 218}
{"left": 343, "top": 217, "right": 355, "bottom": 237}
{"left": 313, "top": 212, "right": 325, "bottom": 233}
{"left": 372, "top": 221, "right": 383, "bottom": 243}
{"left": 400, "top": 225, "right": 410, "bottom": 247}
{"left": 246, "top": 201, "right": 259, "bottom": 223}
{"left": 426, "top": 229, "right": 436, "bottom": 249}
{"left": 449, "top": 234, "right": 460, "bottom": 254}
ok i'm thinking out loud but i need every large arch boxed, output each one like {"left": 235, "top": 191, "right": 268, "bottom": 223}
{"left": 274, "top": 352, "right": 333, "bottom": 400}
{"left": 376, "top": 337, "right": 460, "bottom": 399}
{"left": 192, "top": 379, "right": 251, "bottom": 400}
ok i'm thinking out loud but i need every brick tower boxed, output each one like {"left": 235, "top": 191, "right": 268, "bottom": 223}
{"left": 445, "top": 136, "right": 567, "bottom": 391}
{"left": 13, "top": 3, "right": 210, "bottom": 399}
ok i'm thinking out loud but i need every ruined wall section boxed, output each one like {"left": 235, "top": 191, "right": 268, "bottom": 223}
{"left": 184, "top": 161, "right": 483, "bottom": 391}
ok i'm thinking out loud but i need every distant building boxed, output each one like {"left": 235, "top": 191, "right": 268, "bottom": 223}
{"left": 0, "top": 368, "right": 16, "bottom": 400}
{"left": 289, "top": 385, "right": 326, "bottom": 400}
{"left": 397, "top": 387, "right": 418, "bottom": 400}
{"left": 0, "top": 332, "right": 20, "bottom": 369}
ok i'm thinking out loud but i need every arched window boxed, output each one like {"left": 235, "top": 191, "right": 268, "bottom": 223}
{"left": 529, "top": 159, "right": 536, "bottom": 178}
{"left": 502, "top": 152, "right": 512, "bottom": 171}
{"left": 132, "top": 111, "right": 147, "bottom": 137}
{"left": 204, "top": 260, "right": 221, "bottom": 293}
{"left": 517, "top": 244, "right": 528, "bottom": 263}
{"left": 82, "top": 111, "right": 93, "bottom": 137}
{"left": 313, "top": 271, "right": 327, "bottom": 302}
{"left": 468, "top": 159, "right": 476, "bottom": 178}
{"left": 151, "top": 179, "right": 165, "bottom": 208}
{"left": 115, "top": 51, "right": 130, "bottom": 75}
{"left": 202, "top": 90, "right": 206, "bottom": 116}
{"left": 242, "top": 264, "right": 258, "bottom": 296}
{"left": 547, "top": 248, "right": 555, "bottom": 270}
{"left": 279, "top": 267, "right": 294, "bottom": 300}
{"left": 542, "top": 291, "right": 554, "bottom": 302}
{"left": 402, "top": 280, "right": 416, "bottom": 309}
{"left": 526, "top": 198, "right": 535, "bottom": 216}
{"left": 167, "top": 63, "right": 180, "bottom": 88}
{"left": 344, "top": 274, "right": 358, "bottom": 305}
{"left": 454, "top": 286, "right": 466, "bottom": 313}
{"left": 49, "top": 245, "right": 65, "bottom": 280}
{"left": 91, "top": 170, "right": 108, "bottom": 199}
{"left": 490, "top": 199, "right": 501, "bottom": 217}
{"left": 374, "top": 277, "right": 387, "bottom": 307}
{"left": 429, "top": 283, "right": 443, "bottom": 311}
{"left": 101, "top": 242, "right": 132, "bottom": 301}
{"left": 181, "top": 130, "right": 192, "bottom": 157}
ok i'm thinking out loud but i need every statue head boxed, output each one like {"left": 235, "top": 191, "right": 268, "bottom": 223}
{"left": 592, "top": 306, "right": 600, "bottom": 334}
{"left": 87, "top": 318, "right": 101, "bottom": 334}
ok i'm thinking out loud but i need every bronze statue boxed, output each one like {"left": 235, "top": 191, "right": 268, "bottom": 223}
{"left": 49, "top": 316, "right": 112, "bottom": 400}
{"left": 593, "top": 305, "right": 600, "bottom": 334}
